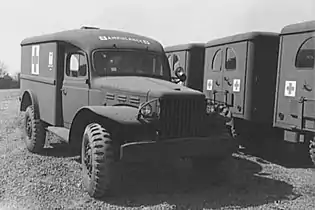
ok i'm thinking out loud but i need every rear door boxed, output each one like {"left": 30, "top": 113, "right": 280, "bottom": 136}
{"left": 275, "top": 34, "right": 315, "bottom": 130}
{"left": 222, "top": 42, "right": 248, "bottom": 115}
{"left": 203, "top": 46, "right": 224, "bottom": 102}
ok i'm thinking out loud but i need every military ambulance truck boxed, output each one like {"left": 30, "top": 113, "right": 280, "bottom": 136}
{"left": 164, "top": 43, "right": 205, "bottom": 91}
{"left": 203, "top": 32, "right": 281, "bottom": 150}
{"left": 273, "top": 20, "right": 315, "bottom": 165}
{"left": 19, "top": 27, "right": 236, "bottom": 198}
{"left": 165, "top": 34, "right": 281, "bottom": 150}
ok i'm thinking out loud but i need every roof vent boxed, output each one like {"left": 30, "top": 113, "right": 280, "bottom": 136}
{"left": 80, "top": 26, "right": 100, "bottom": 30}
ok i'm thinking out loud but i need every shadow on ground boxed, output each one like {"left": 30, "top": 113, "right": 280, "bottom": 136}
{"left": 240, "top": 140, "right": 314, "bottom": 169}
{"left": 99, "top": 155, "right": 295, "bottom": 209}
{"left": 41, "top": 142, "right": 75, "bottom": 158}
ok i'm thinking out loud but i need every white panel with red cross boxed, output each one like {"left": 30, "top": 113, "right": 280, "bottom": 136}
{"left": 232, "top": 79, "right": 241, "bottom": 92}
{"left": 31, "top": 45, "right": 40, "bottom": 75}
{"left": 284, "top": 80, "right": 296, "bottom": 97}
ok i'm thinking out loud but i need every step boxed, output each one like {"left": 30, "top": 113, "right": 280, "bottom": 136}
{"left": 46, "top": 126, "right": 69, "bottom": 142}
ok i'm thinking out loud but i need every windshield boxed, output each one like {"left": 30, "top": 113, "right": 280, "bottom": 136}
{"left": 92, "top": 50, "right": 170, "bottom": 79}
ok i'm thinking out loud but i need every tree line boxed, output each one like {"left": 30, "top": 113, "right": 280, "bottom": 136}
{"left": 0, "top": 61, "right": 20, "bottom": 89}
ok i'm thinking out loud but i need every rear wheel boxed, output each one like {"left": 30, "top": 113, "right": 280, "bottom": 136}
{"left": 23, "top": 105, "right": 46, "bottom": 153}
{"left": 81, "top": 123, "right": 121, "bottom": 198}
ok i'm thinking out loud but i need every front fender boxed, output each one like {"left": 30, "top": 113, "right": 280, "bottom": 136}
{"left": 80, "top": 105, "right": 142, "bottom": 125}
{"left": 68, "top": 105, "right": 155, "bottom": 149}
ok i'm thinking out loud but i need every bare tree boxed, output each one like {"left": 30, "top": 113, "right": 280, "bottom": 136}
{"left": 0, "top": 61, "right": 8, "bottom": 77}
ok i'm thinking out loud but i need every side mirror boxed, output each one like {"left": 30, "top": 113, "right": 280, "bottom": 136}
{"left": 174, "top": 67, "right": 186, "bottom": 82}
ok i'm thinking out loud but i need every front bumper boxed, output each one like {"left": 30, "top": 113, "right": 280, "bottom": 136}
{"left": 120, "top": 134, "right": 237, "bottom": 162}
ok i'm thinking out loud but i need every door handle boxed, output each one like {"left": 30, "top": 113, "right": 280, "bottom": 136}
{"left": 61, "top": 87, "right": 67, "bottom": 95}
{"left": 224, "top": 77, "right": 232, "bottom": 86}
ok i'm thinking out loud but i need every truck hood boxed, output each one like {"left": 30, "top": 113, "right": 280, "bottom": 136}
{"left": 91, "top": 76, "right": 204, "bottom": 98}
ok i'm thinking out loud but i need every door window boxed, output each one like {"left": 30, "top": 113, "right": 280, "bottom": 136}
{"left": 66, "top": 53, "right": 87, "bottom": 78}
{"left": 212, "top": 49, "right": 222, "bottom": 71}
{"left": 295, "top": 37, "right": 315, "bottom": 69}
{"left": 225, "top": 47, "right": 237, "bottom": 70}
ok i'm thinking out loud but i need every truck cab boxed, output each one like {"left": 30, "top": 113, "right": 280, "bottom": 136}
{"left": 165, "top": 43, "right": 205, "bottom": 91}
{"left": 19, "top": 27, "right": 235, "bottom": 198}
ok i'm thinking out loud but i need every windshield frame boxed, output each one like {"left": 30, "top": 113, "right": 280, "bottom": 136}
{"left": 90, "top": 48, "right": 171, "bottom": 81}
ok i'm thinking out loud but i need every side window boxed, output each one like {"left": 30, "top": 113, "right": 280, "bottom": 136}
{"left": 66, "top": 53, "right": 87, "bottom": 78}
{"left": 295, "top": 37, "right": 315, "bottom": 69}
{"left": 225, "top": 47, "right": 236, "bottom": 70}
{"left": 212, "top": 49, "right": 222, "bottom": 71}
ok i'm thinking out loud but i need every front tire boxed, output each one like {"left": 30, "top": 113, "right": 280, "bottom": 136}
{"left": 81, "top": 123, "right": 120, "bottom": 198}
{"left": 23, "top": 105, "right": 46, "bottom": 153}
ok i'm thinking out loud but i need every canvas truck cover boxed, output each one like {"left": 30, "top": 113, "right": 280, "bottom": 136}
{"left": 20, "top": 28, "right": 164, "bottom": 53}
{"left": 274, "top": 20, "right": 315, "bottom": 133}
{"left": 204, "top": 31, "right": 279, "bottom": 122}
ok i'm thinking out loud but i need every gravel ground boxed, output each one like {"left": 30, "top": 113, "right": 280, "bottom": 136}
{"left": 0, "top": 91, "right": 314, "bottom": 210}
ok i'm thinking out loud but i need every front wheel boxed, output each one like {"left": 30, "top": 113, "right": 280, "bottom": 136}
{"left": 81, "top": 123, "right": 121, "bottom": 198}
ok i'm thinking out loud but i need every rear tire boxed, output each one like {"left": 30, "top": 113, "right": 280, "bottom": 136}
{"left": 81, "top": 123, "right": 121, "bottom": 198}
{"left": 23, "top": 105, "right": 46, "bottom": 153}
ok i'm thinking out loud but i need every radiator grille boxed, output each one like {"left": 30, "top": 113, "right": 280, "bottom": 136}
{"left": 158, "top": 97, "right": 205, "bottom": 139}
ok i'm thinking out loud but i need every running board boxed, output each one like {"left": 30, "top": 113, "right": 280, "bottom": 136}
{"left": 46, "top": 126, "right": 69, "bottom": 142}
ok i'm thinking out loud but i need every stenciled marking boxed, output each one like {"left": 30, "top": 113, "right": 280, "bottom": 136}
{"left": 99, "top": 36, "right": 151, "bottom": 45}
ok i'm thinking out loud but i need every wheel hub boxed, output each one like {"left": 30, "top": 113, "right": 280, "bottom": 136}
{"left": 25, "top": 116, "right": 32, "bottom": 138}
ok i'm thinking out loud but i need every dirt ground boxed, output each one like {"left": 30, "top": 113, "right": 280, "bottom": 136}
{"left": 0, "top": 90, "right": 314, "bottom": 210}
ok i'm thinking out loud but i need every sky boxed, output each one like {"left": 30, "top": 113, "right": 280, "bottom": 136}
{"left": 0, "top": 0, "right": 314, "bottom": 75}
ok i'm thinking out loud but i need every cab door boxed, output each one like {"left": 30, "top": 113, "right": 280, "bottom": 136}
{"left": 275, "top": 34, "right": 315, "bottom": 131}
{"left": 222, "top": 42, "right": 248, "bottom": 115}
{"left": 203, "top": 46, "right": 224, "bottom": 103}
{"left": 62, "top": 47, "right": 89, "bottom": 128}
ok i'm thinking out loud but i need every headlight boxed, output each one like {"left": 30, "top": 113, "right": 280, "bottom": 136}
{"left": 138, "top": 98, "right": 160, "bottom": 119}
{"left": 140, "top": 103, "right": 153, "bottom": 117}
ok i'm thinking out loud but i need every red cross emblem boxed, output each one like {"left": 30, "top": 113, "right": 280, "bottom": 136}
{"left": 31, "top": 45, "right": 40, "bottom": 75}
{"left": 284, "top": 81, "right": 296, "bottom": 97}
{"left": 32, "top": 47, "right": 39, "bottom": 65}
{"left": 287, "top": 83, "right": 295, "bottom": 94}
{"left": 233, "top": 79, "right": 241, "bottom": 92}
